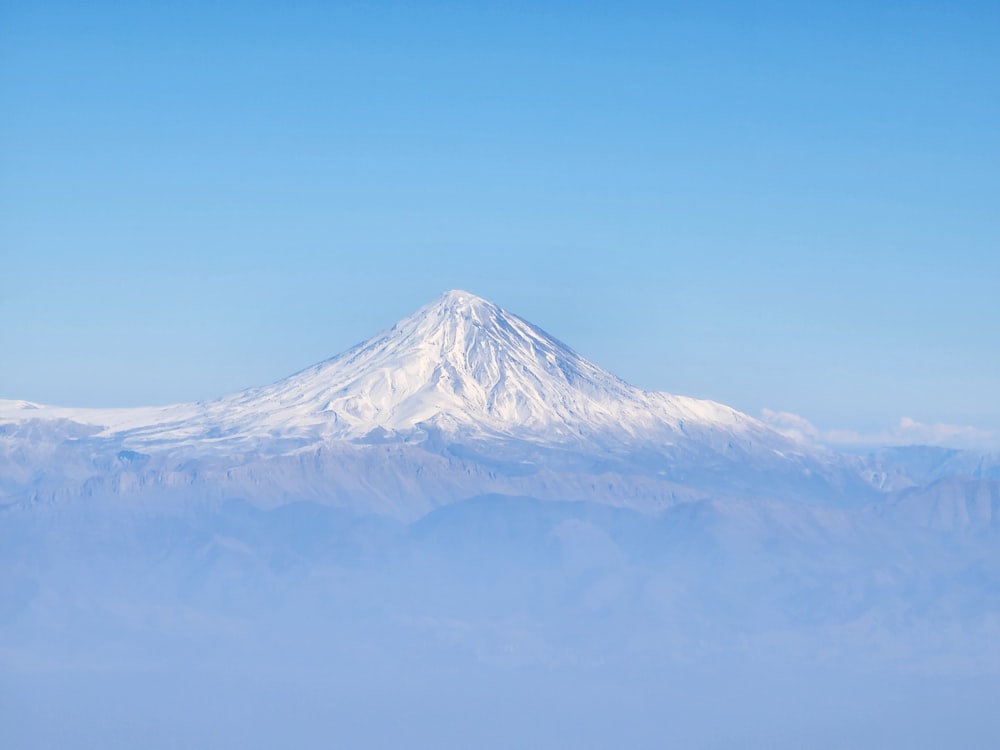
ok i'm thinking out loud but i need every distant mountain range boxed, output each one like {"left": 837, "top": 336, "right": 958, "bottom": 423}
{"left": 0, "top": 290, "right": 997, "bottom": 526}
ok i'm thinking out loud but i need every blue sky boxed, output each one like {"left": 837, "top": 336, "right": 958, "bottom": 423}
{"left": 1, "top": 0, "right": 998, "bottom": 445}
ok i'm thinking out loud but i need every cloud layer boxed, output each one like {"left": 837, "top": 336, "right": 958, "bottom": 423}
{"left": 760, "top": 409, "right": 996, "bottom": 451}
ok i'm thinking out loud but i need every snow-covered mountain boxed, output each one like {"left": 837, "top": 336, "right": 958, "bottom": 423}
{"left": 1, "top": 291, "right": 778, "bottom": 446}
{"left": 217, "top": 290, "right": 764, "bottom": 442}
{"left": 0, "top": 290, "right": 946, "bottom": 516}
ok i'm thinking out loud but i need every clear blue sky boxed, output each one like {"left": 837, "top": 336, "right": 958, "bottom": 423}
{"left": 1, "top": 0, "right": 998, "bottom": 442}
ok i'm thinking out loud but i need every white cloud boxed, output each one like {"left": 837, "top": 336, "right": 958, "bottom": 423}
{"left": 759, "top": 408, "right": 821, "bottom": 443}
{"left": 759, "top": 410, "right": 996, "bottom": 451}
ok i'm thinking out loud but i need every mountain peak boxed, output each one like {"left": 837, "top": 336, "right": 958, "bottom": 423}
{"left": 435, "top": 288, "right": 492, "bottom": 308}
{"left": 418, "top": 289, "right": 502, "bottom": 329}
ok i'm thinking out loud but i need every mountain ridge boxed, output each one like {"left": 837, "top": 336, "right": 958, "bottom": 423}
{"left": 0, "top": 290, "right": 915, "bottom": 516}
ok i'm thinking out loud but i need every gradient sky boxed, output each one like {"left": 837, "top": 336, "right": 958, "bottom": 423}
{"left": 1, "top": 1, "right": 998, "bottom": 446}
